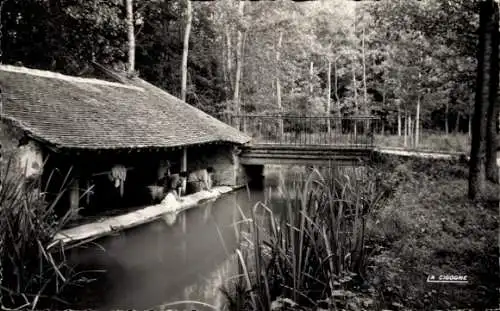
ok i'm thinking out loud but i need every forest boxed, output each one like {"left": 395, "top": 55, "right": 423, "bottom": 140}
{"left": 0, "top": 1, "right": 499, "bottom": 310}
{"left": 0, "top": 0, "right": 488, "bottom": 135}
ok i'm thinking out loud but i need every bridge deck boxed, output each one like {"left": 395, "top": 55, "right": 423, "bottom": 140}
{"left": 239, "top": 143, "right": 374, "bottom": 166}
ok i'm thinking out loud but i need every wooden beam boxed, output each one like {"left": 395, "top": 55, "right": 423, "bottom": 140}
{"left": 69, "top": 177, "right": 80, "bottom": 214}
{"left": 181, "top": 147, "right": 187, "bottom": 172}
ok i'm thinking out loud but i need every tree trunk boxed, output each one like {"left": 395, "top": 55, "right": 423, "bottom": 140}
{"left": 334, "top": 58, "right": 340, "bottom": 117}
{"left": 233, "top": 1, "right": 245, "bottom": 129}
{"left": 416, "top": 71, "right": 421, "bottom": 147}
{"left": 409, "top": 115, "right": 413, "bottom": 147}
{"left": 326, "top": 59, "right": 332, "bottom": 134}
{"left": 126, "top": 0, "right": 135, "bottom": 74}
{"left": 276, "top": 31, "right": 283, "bottom": 135}
{"left": 416, "top": 96, "right": 420, "bottom": 147}
{"left": 362, "top": 26, "right": 368, "bottom": 111}
{"left": 455, "top": 112, "right": 461, "bottom": 134}
{"left": 445, "top": 103, "right": 449, "bottom": 135}
{"left": 309, "top": 61, "right": 314, "bottom": 95}
{"left": 404, "top": 109, "right": 408, "bottom": 147}
{"left": 485, "top": 0, "right": 499, "bottom": 183}
{"left": 397, "top": 104, "right": 401, "bottom": 137}
{"left": 180, "top": 0, "right": 192, "bottom": 102}
{"left": 225, "top": 25, "right": 233, "bottom": 92}
{"left": 334, "top": 59, "right": 341, "bottom": 131}
{"left": 469, "top": 0, "right": 497, "bottom": 199}
{"left": 352, "top": 59, "right": 358, "bottom": 139}
{"left": 468, "top": 112, "right": 472, "bottom": 138}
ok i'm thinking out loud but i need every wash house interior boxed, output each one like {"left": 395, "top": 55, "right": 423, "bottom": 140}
{"left": 42, "top": 148, "right": 214, "bottom": 219}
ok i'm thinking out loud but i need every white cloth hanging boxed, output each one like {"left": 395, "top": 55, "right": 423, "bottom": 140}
{"left": 109, "top": 164, "right": 127, "bottom": 197}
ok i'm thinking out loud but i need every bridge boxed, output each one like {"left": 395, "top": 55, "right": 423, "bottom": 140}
{"left": 218, "top": 114, "right": 379, "bottom": 166}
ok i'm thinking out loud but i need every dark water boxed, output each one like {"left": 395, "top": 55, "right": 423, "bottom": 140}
{"left": 68, "top": 188, "right": 265, "bottom": 310}
{"left": 70, "top": 165, "right": 362, "bottom": 310}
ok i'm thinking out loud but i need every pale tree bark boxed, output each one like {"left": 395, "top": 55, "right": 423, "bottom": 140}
{"left": 362, "top": 26, "right": 368, "bottom": 111}
{"left": 276, "top": 31, "right": 284, "bottom": 135}
{"left": 397, "top": 104, "right": 401, "bottom": 137}
{"left": 180, "top": 0, "right": 192, "bottom": 102}
{"left": 352, "top": 60, "right": 358, "bottom": 138}
{"left": 415, "top": 96, "right": 421, "bottom": 147}
{"left": 469, "top": 0, "right": 498, "bottom": 199}
{"left": 309, "top": 61, "right": 314, "bottom": 95}
{"left": 416, "top": 72, "right": 422, "bottom": 147}
{"left": 326, "top": 59, "right": 332, "bottom": 133}
{"left": 334, "top": 59, "right": 342, "bottom": 132}
{"left": 334, "top": 59, "right": 340, "bottom": 117}
{"left": 225, "top": 25, "right": 233, "bottom": 88}
{"left": 126, "top": 0, "right": 135, "bottom": 74}
{"left": 409, "top": 115, "right": 413, "bottom": 147}
{"left": 404, "top": 109, "right": 408, "bottom": 147}
{"left": 233, "top": 1, "right": 245, "bottom": 129}
{"left": 485, "top": 0, "right": 499, "bottom": 183}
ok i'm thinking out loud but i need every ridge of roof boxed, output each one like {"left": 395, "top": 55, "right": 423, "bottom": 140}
{"left": 0, "top": 64, "right": 144, "bottom": 92}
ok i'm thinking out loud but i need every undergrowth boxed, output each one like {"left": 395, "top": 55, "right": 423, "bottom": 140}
{"left": 0, "top": 158, "right": 95, "bottom": 310}
{"left": 220, "top": 157, "right": 498, "bottom": 311}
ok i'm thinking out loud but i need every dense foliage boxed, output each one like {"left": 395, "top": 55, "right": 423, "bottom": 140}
{"left": 0, "top": 0, "right": 489, "bottom": 132}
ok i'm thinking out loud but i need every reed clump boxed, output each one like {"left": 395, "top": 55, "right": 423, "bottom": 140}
{"left": 0, "top": 158, "right": 91, "bottom": 310}
{"left": 221, "top": 166, "right": 387, "bottom": 311}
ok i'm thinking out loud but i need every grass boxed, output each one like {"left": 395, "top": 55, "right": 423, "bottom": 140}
{"left": 374, "top": 133, "right": 471, "bottom": 153}
{"left": 217, "top": 158, "right": 498, "bottom": 310}
{"left": 365, "top": 156, "right": 499, "bottom": 310}
{"left": 0, "top": 157, "right": 96, "bottom": 310}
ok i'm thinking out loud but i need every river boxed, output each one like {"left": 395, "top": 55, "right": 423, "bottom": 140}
{"left": 70, "top": 164, "right": 361, "bottom": 310}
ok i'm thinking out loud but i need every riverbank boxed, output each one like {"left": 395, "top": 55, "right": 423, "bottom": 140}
{"left": 220, "top": 158, "right": 499, "bottom": 311}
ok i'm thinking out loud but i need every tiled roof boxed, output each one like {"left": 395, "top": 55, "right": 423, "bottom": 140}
{"left": 0, "top": 65, "right": 251, "bottom": 150}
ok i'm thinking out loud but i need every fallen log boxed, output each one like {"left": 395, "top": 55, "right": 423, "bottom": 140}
{"left": 48, "top": 185, "right": 243, "bottom": 250}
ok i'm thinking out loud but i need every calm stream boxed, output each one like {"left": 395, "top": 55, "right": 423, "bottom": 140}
{"left": 72, "top": 165, "right": 361, "bottom": 310}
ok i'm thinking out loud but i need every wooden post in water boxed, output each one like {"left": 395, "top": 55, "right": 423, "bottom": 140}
{"left": 69, "top": 177, "right": 80, "bottom": 218}
{"left": 181, "top": 147, "right": 187, "bottom": 172}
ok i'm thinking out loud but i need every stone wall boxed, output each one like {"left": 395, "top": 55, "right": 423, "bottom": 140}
{"left": 185, "top": 143, "right": 248, "bottom": 187}
{"left": 0, "top": 120, "right": 45, "bottom": 179}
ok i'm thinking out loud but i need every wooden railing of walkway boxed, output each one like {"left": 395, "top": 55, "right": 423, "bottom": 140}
{"left": 217, "top": 113, "right": 381, "bottom": 148}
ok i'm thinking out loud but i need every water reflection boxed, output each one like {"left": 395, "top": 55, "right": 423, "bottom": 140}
{"left": 68, "top": 188, "right": 259, "bottom": 310}
{"left": 69, "top": 164, "right": 366, "bottom": 310}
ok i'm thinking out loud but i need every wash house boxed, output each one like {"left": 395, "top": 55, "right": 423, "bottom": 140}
{"left": 0, "top": 64, "right": 251, "bottom": 220}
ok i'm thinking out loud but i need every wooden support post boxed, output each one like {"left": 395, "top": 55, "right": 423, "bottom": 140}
{"left": 181, "top": 147, "right": 187, "bottom": 172}
{"left": 69, "top": 177, "right": 80, "bottom": 217}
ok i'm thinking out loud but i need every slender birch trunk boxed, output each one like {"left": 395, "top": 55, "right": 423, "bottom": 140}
{"left": 326, "top": 59, "right": 332, "bottom": 134}
{"left": 233, "top": 1, "right": 245, "bottom": 129}
{"left": 180, "top": 0, "right": 192, "bottom": 102}
{"left": 276, "top": 31, "right": 283, "bottom": 136}
{"left": 126, "top": 0, "right": 135, "bottom": 74}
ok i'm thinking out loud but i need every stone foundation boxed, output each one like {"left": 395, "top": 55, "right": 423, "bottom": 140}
{"left": 185, "top": 143, "right": 248, "bottom": 187}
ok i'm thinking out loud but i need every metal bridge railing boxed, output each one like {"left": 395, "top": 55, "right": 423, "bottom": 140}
{"left": 217, "top": 113, "right": 380, "bottom": 148}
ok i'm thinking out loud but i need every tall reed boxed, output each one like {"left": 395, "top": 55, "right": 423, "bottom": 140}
{"left": 221, "top": 166, "right": 386, "bottom": 311}
{"left": 0, "top": 157, "right": 89, "bottom": 310}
